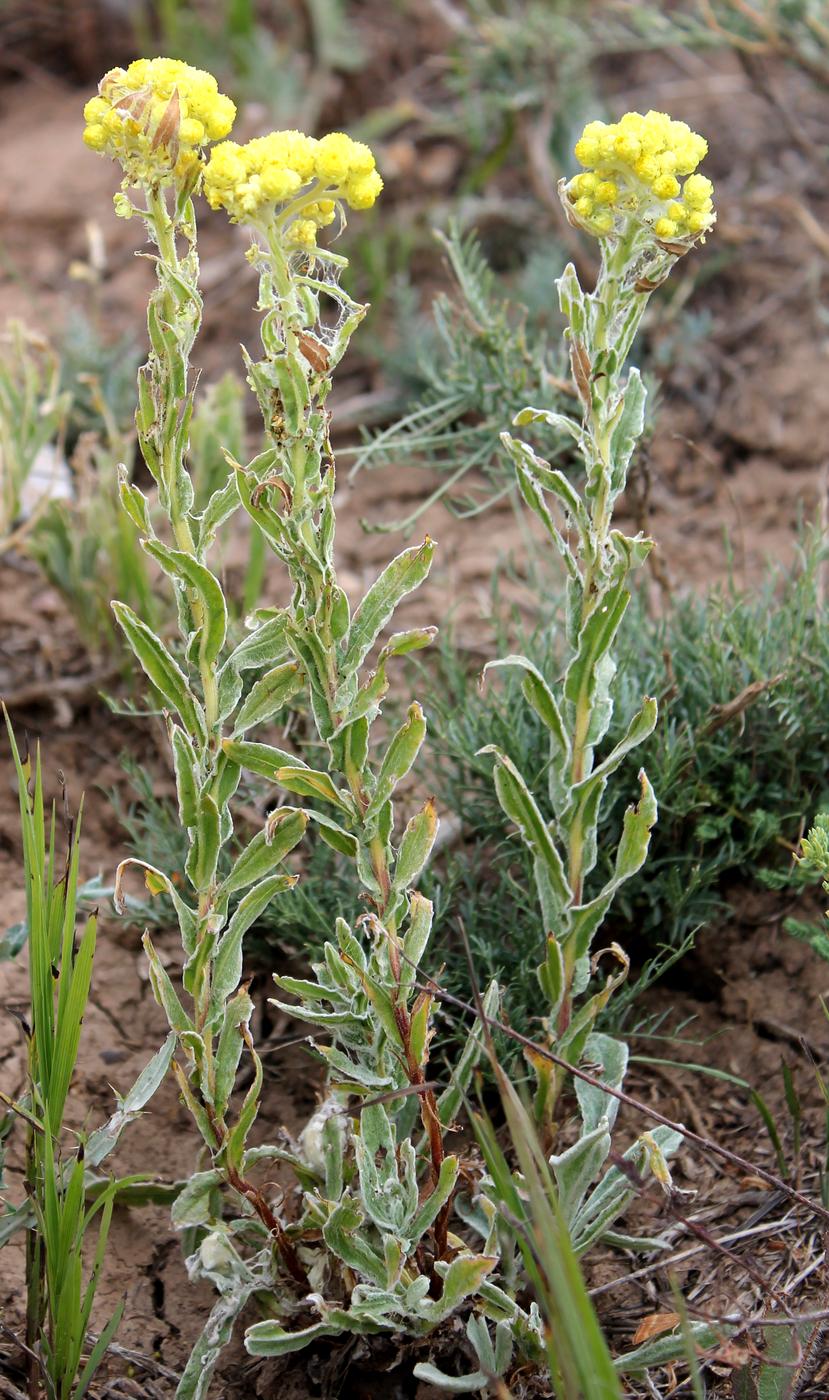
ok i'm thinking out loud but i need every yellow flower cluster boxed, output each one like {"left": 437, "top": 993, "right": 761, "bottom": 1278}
{"left": 567, "top": 110, "right": 715, "bottom": 242}
{"left": 203, "top": 129, "right": 383, "bottom": 244}
{"left": 82, "top": 58, "right": 236, "bottom": 187}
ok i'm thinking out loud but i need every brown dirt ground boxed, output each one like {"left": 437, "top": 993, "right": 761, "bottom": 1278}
{"left": 2, "top": 4, "right": 829, "bottom": 1396}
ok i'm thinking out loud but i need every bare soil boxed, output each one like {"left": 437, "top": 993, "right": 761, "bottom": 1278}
{"left": 2, "top": 5, "right": 829, "bottom": 1396}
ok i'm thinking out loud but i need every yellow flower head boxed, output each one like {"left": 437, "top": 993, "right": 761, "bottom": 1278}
{"left": 82, "top": 57, "right": 236, "bottom": 189}
{"left": 567, "top": 110, "right": 715, "bottom": 244}
{"left": 203, "top": 127, "right": 382, "bottom": 241}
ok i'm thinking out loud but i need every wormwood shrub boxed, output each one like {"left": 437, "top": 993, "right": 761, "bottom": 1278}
{"left": 78, "top": 59, "right": 721, "bottom": 1394}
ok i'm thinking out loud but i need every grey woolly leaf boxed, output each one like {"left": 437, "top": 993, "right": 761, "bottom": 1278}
{"left": 393, "top": 800, "right": 439, "bottom": 893}
{"left": 216, "top": 661, "right": 243, "bottom": 724}
{"left": 378, "top": 627, "right": 438, "bottom": 660}
{"left": 170, "top": 726, "right": 200, "bottom": 828}
{"left": 221, "top": 738, "right": 303, "bottom": 780}
{"left": 223, "top": 612, "right": 290, "bottom": 672}
{"left": 232, "top": 662, "right": 304, "bottom": 734}
{"left": 563, "top": 583, "right": 630, "bottom": 716}
{"left": 571, "top": 1126, "right": 682, "bottom": 1255}
{"left": 143, "top": 540, "right": 227, "bottom": 665}
{"left": 410, "top": 1365, "right": 491, "bottom": 1394}
{"left": 170, "top": 1169, "right": 222, "bottom": 1227}
{"left": 245, "top": 1320, "right": 341, "bottom": 1357}
{"left": 549, "top": 1123, "right": 611, "bottom": 1227}
{"left": 112, "top": 602, "right": 205, "bottom": 740}
{"left": 220, "top": 809, "right": 308, "bottom": 897}
{"left": 177, "top": 1283, "right": 260, "bottom": 1396}
{"left": 513, "top": 405, "right": 583, "bottom": 440}
{"left": 400, "top": 893, "right": 434, "bottom": 997}
{"left": 364, "top": 703, "right": 427, "bottom": 823}
{"left": 214, "top": 986, "right": 254, "bottom": 1114}
{"left": 481, "top": 746, "right": 571, "bottom": 914}
{"left": 212, "top": 873, "right": 297, "bottom": 1006}
{"left": 608, "top": 367, "right": 647, "bottom": 494}
{"left": 275, "top": 765, "right": 354, "bottom": 814}
{"left": 557, "top": 261, "right": 586, "bottom": 333}
{"left": 436, "top": 979, "right": 500, "bottom": 1129}
{"left": 613, "top": 770, "right": 658, "bottom": 884}
{"left": 308, "top": 809, "right": 360, "bottom": 858}
{"left": 408, "top": 1154, "right": 458, "bottom": 1244}
{"left": 420, "top": 1254, "right": 497, "bottom": 1323}
{"left": 615, "top": 1324, "right": 723, "bottom": 1375}
{"left": 85, "top": 1034, "right": 176, "bottom": 1167}
{"left": 118, "top": 470, "right": 153, "bottom": 534}
{"left": 576, "top": 1032, "right": 628, "bottom": 1133}
{"left": 570, "top": 697, "right": 657, "bottom": 806}
{"left": 342, "top": 538, "right": 435, "bottom": 677}
{"left": 184, "top": 791, "right": 221, "bottom": 890}
{"left": 196, "top": 474, "right": 240, "bottom": 551}
{"left": 322, "top": 1198, "right": 388, "bottom": 1287}
{"left": 483, "top": 653, "right": 570, "bottom": 809}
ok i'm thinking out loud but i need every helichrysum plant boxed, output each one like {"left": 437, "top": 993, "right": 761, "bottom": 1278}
{"left": 84, "top": 57, "right": 499, "bottom": 1395}
{"left": 420, "top": 111, "right": 718, "bottom": 1387}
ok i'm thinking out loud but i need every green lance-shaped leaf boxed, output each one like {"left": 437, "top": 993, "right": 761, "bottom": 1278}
{"left": 557, "top": 260, "right": 587, "bottom": 335}
{"left": 575, "top": 1032, "right": 628, "bottom": 1135}
{"left": 114, "top": 855, "right": 198, "bottom": 953}
{"left": 341, "top": 537, "right": 435, "bottom": 678}
{"left": 86, "top": 1033, "right": 177, "bottom": 1167}
{"left": 408, "top": 1154, "right": 459, "bottom": 1245}
{"left": 400, "top": 891, "right": 433, "bottom": 995}
{"left": 436, "top": 979, "right": 500, "bottom": 1131}
{"left": 184, "top": 790, "right": 221, "bottom": 891}
{"left": 612, "top": 768, "right": 658, "bottom": 883}
{"left": 420, "top": 1254, "right": 498, "bottom": 1324}
{"left": 537, "top": 934, "right": 566, "bottom": 1022}
{"left": 608, "top": 367, "right": 647, "bottom": 495}
{"left": 507, "top": 446, "right": 580, "bottom": 582}
{"left": 322, "top": 1197, "right": 388, "bottom": 1289}
{"left": 214, "top": 985, "right": 254, "bottom": 1115}
{"left": 219, "top": 808, "right": 308, "bottom": 897}
{"left": 171, "top": 725, "right": 200, "bottom": 827}
{"left": 221, "top": 737, "right": 303, "bottom": 780}
{"left": 112, "top": 602, "right": 204, "bottom": 739}
{"left": 142, "top": 931, "right": 193, "bottom": 1033}
{"left": 365, "top": 702, "right": 427, "bottom": 823}
{"left": 143, "top": 540, "right": 227, "bottom": 664}
{"left": 196, "top": 474, "right": 241, "bottom": 552}
{"left": 117, "top": 467, "right": 153, "bottom": 535}
{"left": 268, "top": 352, "right": 310, "bottom": 439}
{"left": 483, "top": 654, "right": 571, "bottom": 810}
{"left": 564, "top": 581, "right": 630, "bottom": 714}
{"left": 393, "top": 799, "right": 438, "bottom": 892}
{"left": 378, "top": 626, "right": 438, "bottom": 661}
{"left": 212, "top": 872, "right": 298, "bottom": 1009}
{"left": 223, "top": 609, "right": 289, "bottom": 673}
{"left": 232, "top": 661, "right": 304, "bottom": 734}
{"left": 514, "top": 404, "right": 584, "bottom": 442}
{"left": 356, "top": 1103, "right": 418, "bottom": 1234}
{"left": 569, "top": 696, "right": 657, "bottom": 810}
{"left": 170, "top": 1168, "right": 223, "bottom": 1227}
{"left": 549, "top": 1123, "right": 612, "bottom": 1229}
{"left": 275, "top": 765, "right": 354, "bottom": 815}
{"left": 480, "top": 746, "right": 571, "bottom": 923}
{"left": 307, "top": 808, "right": 360, "bottom": 858}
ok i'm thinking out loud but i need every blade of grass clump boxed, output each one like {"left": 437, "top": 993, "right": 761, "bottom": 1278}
{"left": 3, "top": 708, "right": 122, "bottom": 1400}
{"left": 471, "top": 1071, "right": 622, "bottom": 1399}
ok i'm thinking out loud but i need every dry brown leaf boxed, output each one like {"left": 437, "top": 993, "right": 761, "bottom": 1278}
{"left": 632, "top": 1312, "right": 681, "bottom": 1344}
